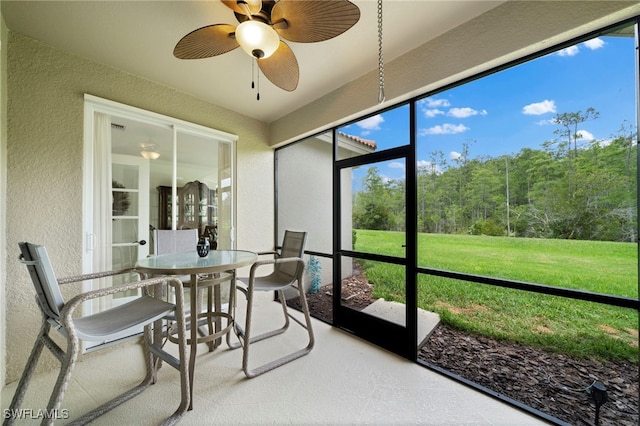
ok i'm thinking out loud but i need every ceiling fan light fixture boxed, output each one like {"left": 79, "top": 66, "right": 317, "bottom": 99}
{"left": 140, "top": 143, "right": 160, "bottom": 160}
{"left": 141, "top": 150, "right": 160, "bottom": 160}
{"left": 235, "top": 20, "right": 279, "bottom": 58}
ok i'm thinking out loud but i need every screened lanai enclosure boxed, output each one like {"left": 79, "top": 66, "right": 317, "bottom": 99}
{"left": 275, "top": 18, "right": 639, "bottom": 426}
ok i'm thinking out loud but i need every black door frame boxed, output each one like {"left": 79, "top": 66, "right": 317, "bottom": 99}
{"left": 332, "top": 103, "right": 418, "bottom": 360}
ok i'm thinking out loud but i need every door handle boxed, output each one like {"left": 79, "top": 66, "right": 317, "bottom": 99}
{"left": 134, "top": 240, "right": 147, "bottom": 246}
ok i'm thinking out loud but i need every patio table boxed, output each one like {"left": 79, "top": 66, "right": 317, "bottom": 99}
{"left": 136, "top": 249, "right": 257, "bottom": 410}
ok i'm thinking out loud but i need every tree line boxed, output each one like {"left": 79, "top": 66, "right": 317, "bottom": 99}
{"left": 353, "top": 109, "right": 638, "bottom": 242}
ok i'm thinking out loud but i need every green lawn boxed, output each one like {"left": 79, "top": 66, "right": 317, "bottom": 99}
{"left": 353, "top": 230, "right": 639, "bottom": 362}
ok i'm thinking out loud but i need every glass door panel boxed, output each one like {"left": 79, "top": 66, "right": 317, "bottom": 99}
{"left": 340, "top": 158, "right": 407, "bottom": 314}
{"left": 110, "top": 154, "right": 150, "bottom": 304}
{"left": 174, "top": 129, "right": 233, "bottom": 249}
{"left": 343, "top": 161, "right": 407, "bottom": 255}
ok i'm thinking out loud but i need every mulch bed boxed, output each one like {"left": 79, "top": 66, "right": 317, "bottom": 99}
{"left": 288, "top": 277, "right": 639, "bottom": 426}
{"left": 419, "top": 323, "right": 638, "bottom": 426}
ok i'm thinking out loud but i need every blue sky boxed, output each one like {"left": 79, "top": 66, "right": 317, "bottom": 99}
{"left": 341, "top": 30, "right": 636, "bottom": 184}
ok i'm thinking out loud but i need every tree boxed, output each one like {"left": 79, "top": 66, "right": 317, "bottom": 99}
{"left": 356, "top": 114, "right": 636, "bottom": 242}
{"left": 552, "top": 108, "right": 600, "bottom": 197}
{"left": 353, "top": 167, "right": 395, "bottom": 230}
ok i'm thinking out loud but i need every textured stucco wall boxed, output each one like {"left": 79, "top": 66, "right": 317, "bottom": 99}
{"left": 276, "top": 137, "right": 355, "bottom": 293}
{"left": 1, "top": 10, "right": 8, "bottom": 389}
{"left": 4, "top": 32, "right": 273, "bottom": 383}
{"left": 270, "top": 1, "right": 640, "bottom": 146}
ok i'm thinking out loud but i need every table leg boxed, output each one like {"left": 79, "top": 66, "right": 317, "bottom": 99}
{"left": 213, "top": 284, "right": 222, "bottom": 347}
{"left": 228, "top": 270, "right": 236, "bottom": 343}
{"left": 206, "top": 285, "right": 215, "bottom": 352}
{"left": 188, "top": 273, "right": 198, "bottom": 411}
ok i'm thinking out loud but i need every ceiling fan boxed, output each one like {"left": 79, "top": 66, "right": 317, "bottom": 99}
{"left": 173, "top": 0, "right": 360, "bottom": 96}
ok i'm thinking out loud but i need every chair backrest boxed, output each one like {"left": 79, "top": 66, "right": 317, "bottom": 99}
{"left": 276, "top": 231, "right": 307, "bottom": 280}
{"left": 18, "top": 242, "right": 64, "bottom": 320}
{"left": 153, "top": 229, "right": 198, "bottom": 255}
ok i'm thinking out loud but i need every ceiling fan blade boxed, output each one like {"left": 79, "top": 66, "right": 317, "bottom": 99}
{"left": 174, "top": 24, "right": 238, "bottom": 59}
{"left": 258, "top": 41, "right": 299, "bottom": 92}
{"left": 222, "top": 0, "right": 262, "bottom": 16}
{"left": 271, "top": 0, "right": 360, "bottom": 43}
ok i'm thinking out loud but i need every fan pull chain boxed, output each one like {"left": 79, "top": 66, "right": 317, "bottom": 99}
{"left": 251, "top": 59, "right": 255, "bottom": 89}
{"left": 256, "top": 60, "right": 260, "bottom": 101}
{"left": 377, "top": 0, "right": 385, "bottom": 104}
{"left": 251, "top": 58, "right": 260, "bottom": 101}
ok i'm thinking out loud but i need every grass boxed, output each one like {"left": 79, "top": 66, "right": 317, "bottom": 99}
{"left": 353, "top": 230, "right": 639, "bottom": 363}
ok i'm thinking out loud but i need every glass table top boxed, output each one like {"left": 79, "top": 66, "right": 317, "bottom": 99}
{"left": 136, "top": 250, "right": 257, "bottom": 274}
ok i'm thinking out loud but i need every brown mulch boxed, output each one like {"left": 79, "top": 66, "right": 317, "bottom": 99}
{"left": 288, "top": 275, "right": 639, "bottom": 426}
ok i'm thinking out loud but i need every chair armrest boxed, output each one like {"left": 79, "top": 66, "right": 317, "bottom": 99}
{"left": 60, "top": 276, "right": 184, "bottom": 325}
{"left": 256, "top": 250, "right": 279, "bottom": 257}
{"left": 57, "top": 268, "right": 137, "bottom": 285}
{"left": 248, "top": 257, "right": 304, "bottom": 280}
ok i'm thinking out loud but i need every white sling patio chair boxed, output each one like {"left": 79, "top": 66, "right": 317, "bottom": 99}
{"left": 228, "top": 230, "right": 315, "bottom": 378}
{"left": 153, "top": 229, "right": 199, "bottom": 256}
{"left": 5, "top": 242, "right": 189, "bottom": 426}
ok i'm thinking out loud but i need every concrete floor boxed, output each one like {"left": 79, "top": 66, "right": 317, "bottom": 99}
{"left": 2, "top": 291, "right": 548, "bottom": 425}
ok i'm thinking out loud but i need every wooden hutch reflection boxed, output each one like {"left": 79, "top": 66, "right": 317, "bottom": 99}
{"left": 157, "top": 180, "right": 217, "bottom": 240}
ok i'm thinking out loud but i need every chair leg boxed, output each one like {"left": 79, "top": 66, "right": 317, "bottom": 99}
{"left": 230, "top": 287, "right": 291, "bottom": 350}
{"left": 42, "top": 334, "right": 81, "bottom": 426}
{"left": 239, "top": 283, "right": 256, "bottom": 376}
{"left": 241, "top": 283, "right": 315, "bottom": 378}
{"left": 3, "top": 321, "right": 50, "bottom": 426}
{"left": 161, "top": 309, "right": 190, "bottom": 426}
{"left": 226, "top": 285, "right": 244, "bottom": 350}
{"left": 67, "top": 326, "right": 160, "bottom": 426}
{"left": 294, "top": 282, "right": 316, "bottom": 353}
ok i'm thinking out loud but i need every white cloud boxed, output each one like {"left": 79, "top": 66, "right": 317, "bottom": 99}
{"left": 584, "top": 38, "right": 604, "bottom": 50}
{"left": 556, "top": 38, "right": 603, "bottom": 57}
{"left": 420, "top": 123, "right": 469, "bottom": 135}
{"left": 449, "top": 151, "right": 461, "bottom": 160}
{"left": 597, "top": 138, "right": 613, "bottom": 147}
{"left": 557, "top": 45, "right": 579, "bottom": 56}
{"left": 417, "top": 160, "right": 441, "bottom": 174}
{"left": 424, "top": 108, "right": 445, "bottom": 118}
{"left": 576, "top": 129, "right": 595, "bottom": 141}
{"left": 448, "top": 107, "right": 487, "bottom": 118}
{"left": 422, "top": 98, "right": 451, "bottom": 108}
{"left": 389, "top": 162, "right": 405, "bottom": 170}
{"left": 536, "top": 119, "right": 555, "bottom": 126}
{"left": 421, "top": 98, "right": 450, "bottom": 118}
{"left": 522, "top": 100, "right": 556, "bottom": 115}
{"left": 357, "top": 114, "right": 384, "bottom": 131}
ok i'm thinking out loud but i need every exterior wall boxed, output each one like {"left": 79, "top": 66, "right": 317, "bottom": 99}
{"left": 276, "top": 136, "right": 368, "bottom": 294}
{"left": 276, "top": 137, "right": 341, "bottom": 290}
{"left": 3, "top": 32, "right": 273, "bottom": 383}
{"left": 269, "top": 1, "right": 640, "bottom": 147}
{"left": 0, "top": 10, "right": 8, "bottom": 389}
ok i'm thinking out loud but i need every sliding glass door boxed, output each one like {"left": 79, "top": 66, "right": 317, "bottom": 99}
{"left": 82, "top": 95, "right": 237, "bottom": 340}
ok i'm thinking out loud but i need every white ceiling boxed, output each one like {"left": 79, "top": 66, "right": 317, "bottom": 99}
{"left": 1, "top": 1, "right": 504, "bottom": 123}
